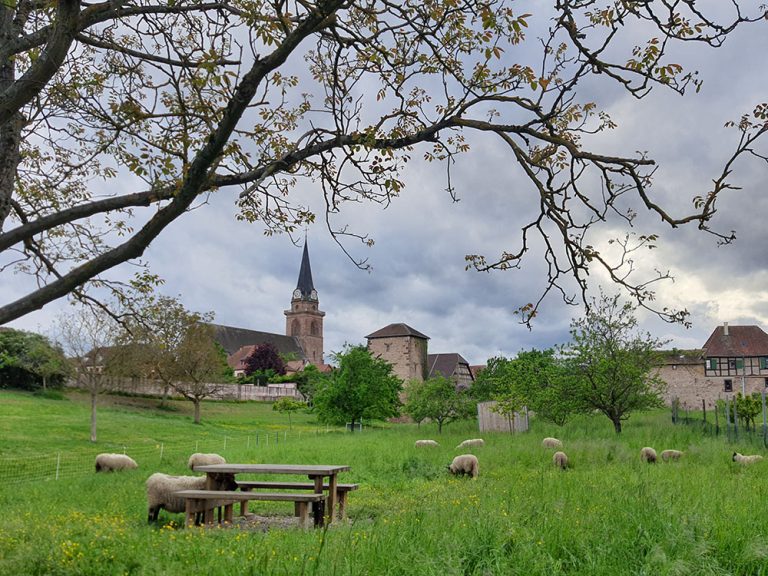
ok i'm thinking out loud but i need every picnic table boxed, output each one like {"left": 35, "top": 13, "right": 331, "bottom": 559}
{"left": 178, "top": 463, "right": 352, "bottom": 528}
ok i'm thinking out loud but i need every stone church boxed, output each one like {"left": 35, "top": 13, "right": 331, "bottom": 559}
{"left": 212, "top": 242, "right": 326, "bottom": 375}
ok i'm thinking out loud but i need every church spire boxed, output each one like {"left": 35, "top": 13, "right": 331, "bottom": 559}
{"left": 294, "top": 241, "right": 316, "bottom": 301}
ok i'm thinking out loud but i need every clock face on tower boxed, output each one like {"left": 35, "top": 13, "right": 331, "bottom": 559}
{"left": 310, "top": 289, "right": 318, "bottom": 301}
{"left": 293, "top": 289, "right": 302, "bottom": 299}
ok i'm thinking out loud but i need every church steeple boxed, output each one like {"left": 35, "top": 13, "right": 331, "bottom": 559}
{"left": 294, "top": 241, "right": 316, "bottom": 301}
{"left": 285, "top": 240, "right": 324, "bottom": 364}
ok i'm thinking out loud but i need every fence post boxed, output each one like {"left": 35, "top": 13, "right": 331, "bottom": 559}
{"left": 733, "top": 400, "right": 739, "bottom": 441}
{"left": 55, "top": 452, "right": 61, "bottom": 480}
{"left": 726, "top": 398, "right": 731, "bottom": 441}
{"left": 702, "top": 399, "right": 706, "bottom": 423}
{"left": 224, "top": 436, "right": 228, "bottom": 451}
{"left": 715, "top": 403, "right": 719, "bottom": 435}
{"left": 159, "top": 443, "right": 164, "bottom": 463}
{"left": 762, "top": 390, "right": 767, "bottom": 447}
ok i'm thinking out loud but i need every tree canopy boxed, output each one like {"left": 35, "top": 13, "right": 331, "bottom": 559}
{"left": 1, "top": 1, "right": 765, "bottom": 326}
{"left": 562, "top": 292, "right": 668, "bottom": 433}
{"left": 242, "top": 342, "right": 287, "bottom": 379}
{"left": 314, "top": 345, "right": 401, "bottom": 430}
{"left": 0, "top": 327, "right": 69, "bottom": 390}
{"left": 404, "top": 375, "right": 476, "bottom": 433}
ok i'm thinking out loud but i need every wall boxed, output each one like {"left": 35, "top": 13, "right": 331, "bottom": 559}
{"left": 477, "top": 401, "right": 529, "bottom": 433}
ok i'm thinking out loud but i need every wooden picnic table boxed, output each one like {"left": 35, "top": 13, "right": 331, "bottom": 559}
{"left": 194, "top": 463, "right": 351, "bottom": 524}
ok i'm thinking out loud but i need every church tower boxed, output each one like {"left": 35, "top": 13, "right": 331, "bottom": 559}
{"left": 284, "top": 241, "right": 325, "bottom": 365}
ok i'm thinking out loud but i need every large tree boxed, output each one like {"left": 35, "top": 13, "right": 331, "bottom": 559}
{"left": 563, "top": 292, "right": 668, "bottom": 434}
{"left": 1, "top": 2, "right": 765, "bottom": 326}
{"left": 0, "top": 327, "right": 69, "bottom": 390}
{"left": 314, "top": 345, "right": 401, "bottom": 430}
{"left": 242, "top": 342, "right": 287, "bottom": 380}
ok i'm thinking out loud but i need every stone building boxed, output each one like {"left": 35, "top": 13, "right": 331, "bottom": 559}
{"left": 659, "top": 323, "right": 768, "bottom": 409}
{"left": 365, "top": 323, "right": 429, "bottom": 382}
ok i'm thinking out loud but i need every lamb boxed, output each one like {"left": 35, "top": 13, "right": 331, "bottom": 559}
{"left": 732, "top": 452, "right": 764, "bottom": 465}
{"left": 95, "top": 453, "right": 138, "bottom": 472}
{"left": 415, "top": 440, "right": 439, "bottom": 448}
{"left": 146, "top": 472, "right": 237, "bottom": 523}
{"left": 640, "top": 447, "right": 657, "bottom": 463}
{"left": 552, "top": 451, "right": 568, "bottom": 470}
{"left": 448, "top": 454, "right": 479, "bottom": 479}
{"left": 187, "top": 452, "right": 226, "bottom": 470}
{"left": 542, "top": 437, "right": 563, "bottom": 449}
{"left": 455, "top": 438, "right": 484, "bottom": 449}
{"left": 661, "top": 449, "right": 683, "bottom": 462}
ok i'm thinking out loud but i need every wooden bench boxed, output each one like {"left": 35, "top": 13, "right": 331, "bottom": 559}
{"left": 236, "top": 481, "right": 359, "bottom": 519}
{"left": 173, "top": 489, "right": 326, "bottom": 529}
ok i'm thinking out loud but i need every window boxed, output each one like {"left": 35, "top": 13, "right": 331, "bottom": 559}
{"left": 708, "top": 358, "right": 717, "bottom": 370}
{"left": 761, "top": 357, "right": 768, "bottom": 370}
{"left": 765, "top": 378, "right": 768, "bottom": 388}
{"left": 728, "top": 359, "right": 736, "bottom": 370}
{"left": 724, "top": 379, "right": 733, "bottom": 392}
{"left": 736, "top": 358, "right": 744, "bottom": 370}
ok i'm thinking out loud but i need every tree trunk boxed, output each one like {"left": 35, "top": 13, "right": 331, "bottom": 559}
{"left": 612, "top": 418, "right": 622, "bottom": 434}
{"left": 0, "top": 4, "right": 22, "bottom": 230}
{"left": 90, "top": 389, "right": 97, "bottom": 442}
{"left": 193, "top": 399, "right": 201, "bottom": 424}
{"left": 438, "top": 419, "right": 443, "bottom": 434}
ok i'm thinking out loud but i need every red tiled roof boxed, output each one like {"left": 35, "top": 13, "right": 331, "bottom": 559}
{"left": 702, "top": 325, "right": 768, "bottom": 357}
{"left": 365, "top": 323, "right": 429, "bottom": 340}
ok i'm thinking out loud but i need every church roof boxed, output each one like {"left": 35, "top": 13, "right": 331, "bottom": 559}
{"left": 365, "top": 323, "right": 430, "bottom": 340}
{"left": 427, "top": 353, "right": 471, "bottom": 380}
{"left": 209, "top": 323, "right": 305, "bottom": 358}
{"left": 702, "top": 324, "right": 768, "bottom": 358}
{"left": 295, "top": 241, "right": 315, "bottom": 298}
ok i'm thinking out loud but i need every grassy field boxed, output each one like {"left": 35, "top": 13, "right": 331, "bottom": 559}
{"left": 1, "top": 389, "right": 768, "bottom": 575}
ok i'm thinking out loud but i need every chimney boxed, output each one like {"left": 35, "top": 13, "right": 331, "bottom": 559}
{"left": 723, "top": 322, "right": 729, "bottom": 336}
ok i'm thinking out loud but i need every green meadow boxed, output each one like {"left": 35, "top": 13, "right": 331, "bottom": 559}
{"left": 1, "top": 389, "right": 768, "bottom": 575}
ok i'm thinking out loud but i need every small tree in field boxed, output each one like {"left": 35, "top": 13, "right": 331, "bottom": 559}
{"left": 272, "top": 397, "right": 305, "bottom": 430}
{"left": 314, "top": 345, "right": 402, "bottom": 432}
{"left": 563, "top": 293, "right": 668, "bottom": 434}
{"left": 404, "top": 376, "right": 475, "bottom": 433}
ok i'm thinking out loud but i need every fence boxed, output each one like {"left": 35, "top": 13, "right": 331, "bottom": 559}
{"left": 477, "top": 401, "right": 529, "bottom": 433}
{"left": 0, "top": 430, "right": 336, "bottom": 485}
{"left": 671, "top": 393, "right": 768, "bottom": 448}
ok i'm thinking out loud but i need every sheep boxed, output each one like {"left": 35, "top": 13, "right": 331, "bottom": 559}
{"left": 455, "top": 438, "right": 484, "bottom": 449}
{"left": 95, "top": 453, "right": 138, "bottom": 472}
{"left": 187, "top": 453, "right": 226, "bottom": 470}
{"left": 552, "top": 451, "right": 568, "bottom": 470}
{"left": 732, "top": 452, "right": 764, "bottom": 465}
{"left": 146, "top": 472, "right": 237, "bottom": 523}
{"left": 448, "top": 454, "right": 479, "bottom": 479}
{"left": 542, "top": 437, "right": 563, "bottom": 449}
{"left": 415, "top": 440, "right": 439, "bottom": 448}
{"left": 661, "top": 449, "right": 684, "bottom": 462}
{"left": 640, "top": 447, "right": 657, "bottom": 464}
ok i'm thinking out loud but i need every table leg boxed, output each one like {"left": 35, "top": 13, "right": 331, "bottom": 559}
{"left": 326, "top": 474, "right": 338, "bottom": 523}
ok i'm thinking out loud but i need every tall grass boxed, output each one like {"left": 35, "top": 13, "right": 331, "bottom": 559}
{"left": 1, "top": 390, "right": 768, "bottom": 575}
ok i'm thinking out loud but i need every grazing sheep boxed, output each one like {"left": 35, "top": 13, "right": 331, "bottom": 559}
{"left": 542, "top": 437, "right": 563, "bottom": 449}
{"left": 415, "top": 440, "right": 439, "bottom": 448}
{"left": 146, "top": 472, "right": 237, "bottom": 523}
{"left": 95, "top": 453, "right": 138, "bottom": 472}
{"left": 661, "top": 449, "right": 683, "bottom": 462}
{"left": 553, "top": 451, "right": 568, "bottom": 470}
{"left": 640, "top": 447, "right": 657, "bottom": 464}
{"left": 187, "top": 453, "right": 226, "bottom": 470}
{"left": 455, "top": 438, "right": 484, "bottom": 449}
{"left": 732, "top": 452, "right": 764, "bottom": 465}
{"left": 448, "top": 454, "right": 479, "bottom": 479}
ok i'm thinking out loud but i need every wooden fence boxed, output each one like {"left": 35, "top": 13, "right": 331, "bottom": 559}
{"left": 477, "top": 401, "right": 528, "bottom": 433}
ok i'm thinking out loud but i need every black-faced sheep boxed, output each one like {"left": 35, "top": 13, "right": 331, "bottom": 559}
{"left": 415, "top": 440, "right": 439, "bottom": 448}
{"left": 661, "top": 449, "right": 683, "bottom": 462}
{"left": 553, "top": 451, "right": 568, "bottom": 470}
{"left": 640, "top": 447, "right": 657, "bottom": 463}
{"left": 455, "top": 438, "right": 484, "bottom": 449}
{"left": 448, "top": 454, "right": 479, "bottom": 479}
{"left": 146, "top": 472, "right": 237, "bottom": 523}
{"left": 542, "top": 437, "right": 563, "bottom": 449}
{"left": 95, "top": 453, "right": 138, "bottom": 472}
{"left": 187, "top": 452, "right": 226, "bottom": 470}
{"left": 732, "top": 452, "right": 764, "bottom": 464}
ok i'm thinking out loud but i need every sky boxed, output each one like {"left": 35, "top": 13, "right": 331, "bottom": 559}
{"left": 3, "top": 5, "right": 767, "bottom": 366}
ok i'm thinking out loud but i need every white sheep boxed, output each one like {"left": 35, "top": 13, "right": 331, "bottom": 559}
{"left": 732, "top": 452, "right": 764, "bottom": 465}
{"left": 187, "top": 452, "right": 226, "bottom": 470}
{"left": 449, "top": 454, "right": 479, "bottom": 479}
{"left": 640, "top": 447, "right": 657, "bottom": 464}
{"left": 95, "top": 453, "right": 138, "bottom": 472}
{"left": 661, "top": 449, "right": 683, "bottom": 462}
{"left": 553, "top": 451, "right": 568, "bottom": 470}
{"left": 415, "top": 440, "right": 439, "bottom": 448}
{"left": 455, "top": 438, "right": 484, "bottom": 449}
{"left": 146, "top": 472, "right": 237, "bottom": 523}
{"left": 542, "top": 437, "right": 563, "bottom": 449}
